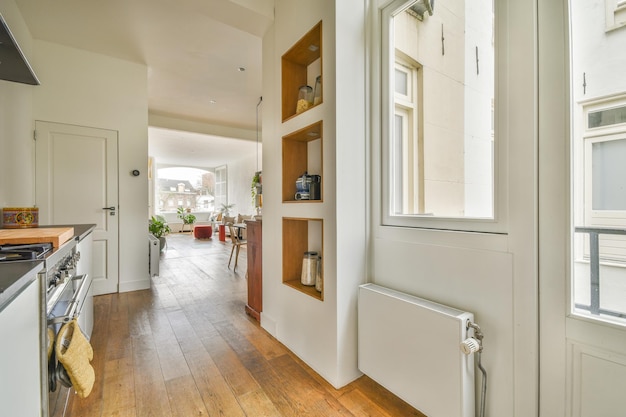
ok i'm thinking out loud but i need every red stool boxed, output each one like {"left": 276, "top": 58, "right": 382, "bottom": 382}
{"left": 219, "top": 224, "right": 226, "bottom": 241}
{"left": 193, "top": 225, "right": 213, "bottom": 239}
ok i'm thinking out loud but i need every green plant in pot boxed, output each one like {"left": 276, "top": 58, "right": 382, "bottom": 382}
{"left": 149, "top": 215, "right": 171, "bottom": 250}
{"left": 177, "top": 207, "right": 196, "bottom": 225}
{"left": 251, "top": 171, "right": 262, "bottom": 208}
{"left": 219, "top": 203, "right": 235, "bottom": 217}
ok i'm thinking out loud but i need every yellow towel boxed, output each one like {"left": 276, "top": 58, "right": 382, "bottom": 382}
{"left": 47, "top": 327, "right": 55, "bottom": 360}
{"left": 55, "top": 319, "right": 95, "bottom": 398}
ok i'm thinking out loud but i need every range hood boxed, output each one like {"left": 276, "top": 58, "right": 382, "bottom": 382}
{"left": 0, "top": 14, "right": 39, "bottom": 85}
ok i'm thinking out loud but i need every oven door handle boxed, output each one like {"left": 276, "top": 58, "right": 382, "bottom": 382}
{"left": 47, "top": 274, "right": 90, "bottom": 325}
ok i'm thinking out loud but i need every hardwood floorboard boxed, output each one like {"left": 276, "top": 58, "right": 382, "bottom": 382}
{"left": 62, "top": 233, "right": 424, "bottom": 417}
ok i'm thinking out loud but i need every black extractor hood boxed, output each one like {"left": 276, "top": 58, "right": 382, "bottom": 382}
{"left": 0, "top": 14, "right": 39, "bottom": 85}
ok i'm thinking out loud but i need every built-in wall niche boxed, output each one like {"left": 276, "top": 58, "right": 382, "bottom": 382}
{"left": 282, "top": 121, "right": 323, "bottom": 203}
{"left": 281, "top": 21, "right": 322, "bottom": 122}
{"left": 282, "top": 217, "right": 324, "bottom": 301}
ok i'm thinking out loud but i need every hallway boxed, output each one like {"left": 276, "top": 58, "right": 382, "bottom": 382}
{"left": 57, "top": 232, "right": 422, "bottom": 416}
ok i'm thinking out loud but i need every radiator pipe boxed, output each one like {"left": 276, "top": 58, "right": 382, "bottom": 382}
{"left": 476, "top": 350, "right": 487, "bottom": 417}
{"left": 464, "top": 320, "right": 487, "bottom": 417}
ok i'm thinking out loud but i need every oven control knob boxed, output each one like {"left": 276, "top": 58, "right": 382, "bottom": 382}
{"left": 50, "top": 273, "right": 61, "bottom": 287}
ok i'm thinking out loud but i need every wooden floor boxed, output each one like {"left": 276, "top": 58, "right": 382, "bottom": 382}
{"left": 58, "top": 232, "right": 424, "bottom": 417}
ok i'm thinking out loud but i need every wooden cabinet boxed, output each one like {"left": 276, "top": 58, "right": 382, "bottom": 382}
{"left": 245, "top": 220, "right": 262, "bottom": 321}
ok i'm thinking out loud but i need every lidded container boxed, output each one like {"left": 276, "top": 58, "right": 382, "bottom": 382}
{"left": 314, "top": 255, "right": 322, "bottom": 292}
{"left": 313, "top": 75, "right": 322, "bottom": 106}
{"left": 301, "top": 251, "right": 319, "bottom": 286}
{"left": 2, "top": 207, "right": 39, "bottom": 228}
{"left": 296, "top": 85, "right": 313, "bottom": 114}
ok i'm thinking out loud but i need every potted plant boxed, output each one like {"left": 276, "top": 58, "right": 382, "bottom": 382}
{"left": 251, "top": 171, "right": 262, "bottom": 208}
{"left": 149, "top": 215, "right": 171, "bottom": 250}
{"left": 219, "top": 203, "right": 235, "bottom": 217}
{"left": 177, "top": 207, "right": 196, "bottom": 231}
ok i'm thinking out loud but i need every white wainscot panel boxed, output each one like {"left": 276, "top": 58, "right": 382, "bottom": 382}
{"left": 570, "top": 342, "right": 626, "bottom": 417}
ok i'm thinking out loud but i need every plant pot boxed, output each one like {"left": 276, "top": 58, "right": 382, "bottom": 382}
{"left": 159, "top": 237, "right": 166, "bottom": 251}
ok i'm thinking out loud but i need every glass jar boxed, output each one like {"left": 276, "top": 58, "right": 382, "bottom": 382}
{"left": 296, "top": 85, "right": 313, "bottom": 114}
{"left": 315, "top": 255, "right": 322, "bottom": 292}
{"left": 301, "top": 251, "right": 319, "bottom": 286}
{"left": 313, "top": 75, "right": 322, "bottom": 106}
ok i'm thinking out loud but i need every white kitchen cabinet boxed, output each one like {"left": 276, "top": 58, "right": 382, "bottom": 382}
{"left": 0, "top": 277, "right": 42, "bottom": 416}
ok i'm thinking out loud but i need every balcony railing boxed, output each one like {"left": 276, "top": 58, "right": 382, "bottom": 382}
{"left": 574, "top": 226, "right": 626, "bottom": 319}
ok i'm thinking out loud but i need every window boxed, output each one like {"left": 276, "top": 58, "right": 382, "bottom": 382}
{"left": 155, "top": 166, "right": 216, "bottom": 216}
{"left": 392, "top": 59, "right": 423, "bottom": 215}
{"left": 381, "top": 0, "right": 496, "bottom": 231}
{"left": 573, "top": 96, "right": 626, "bottom": 323}
{"left": 214, "top": 165, "right": 228, "bottom": 210}
{"left": 605, "top": 0, "right": 626, "bottom": 30}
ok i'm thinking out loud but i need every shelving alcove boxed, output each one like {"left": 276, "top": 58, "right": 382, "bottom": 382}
{"left": 281, "top": 21, "right": 322, "bottom": 122}
{"left": 282, "top": 217, "right": 324, "bottom": 301}
{"left": 282, "top": 120, "right": 323, "bottom": 203}
{"left": 280, "top": 21, "right": 325, "bottom": 302}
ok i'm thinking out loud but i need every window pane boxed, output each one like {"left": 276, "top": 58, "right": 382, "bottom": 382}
{"left": 395, "top": 68, "right": 408, "bottom": 95}
{"left": 592, "top": 139, "right": 626, "bottom": 210}
{"left": 386, "top": 0, "right": 494, "bottom": 220}
{"left": 588, "top": 105, "right": 626, "bottom": 129}
{"left": 156, "top": 166, "right": 215, "bottom": 215}
{"left": 392, "top": 114, "right": 404, "bottom": 213}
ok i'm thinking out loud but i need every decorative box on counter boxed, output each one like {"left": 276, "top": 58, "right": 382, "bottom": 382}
{"left": 2, "top": 207, "right": 39, "bottom": 228}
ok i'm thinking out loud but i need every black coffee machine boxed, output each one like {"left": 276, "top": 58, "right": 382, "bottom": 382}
{"left": 295, "top": 172, "right": 321, "bottom": 200}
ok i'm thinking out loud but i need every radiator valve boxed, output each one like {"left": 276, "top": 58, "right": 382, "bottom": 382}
{"left": 460, "top": 337, "right": 481, "bottom": 354}
{"left": 460, "top": 319, "right": 484, "bottom": 355}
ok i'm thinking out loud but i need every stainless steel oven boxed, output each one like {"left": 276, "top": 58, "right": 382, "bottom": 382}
{"left": 0, "top": 238, "right": 93, "bottom": 417}
{"left": 42, "top": 238, "right": 93, "bottom": 417}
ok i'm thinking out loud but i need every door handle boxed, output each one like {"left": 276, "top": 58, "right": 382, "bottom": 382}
{"left": 102, "top": 206, "right": 115, "bottom": 210}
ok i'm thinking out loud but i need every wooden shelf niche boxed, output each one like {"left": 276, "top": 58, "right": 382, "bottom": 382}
{"left": 282, "top": 121, "right": 323, "bottom": 203}
{"left": 282, "top": 21, "right": 322, "bottom": 122}
{"left": 282, "top": 217, "right": 324, "bottom": 301}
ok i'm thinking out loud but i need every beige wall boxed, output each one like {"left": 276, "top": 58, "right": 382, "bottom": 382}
{"left": 0, "top": 1, "right": 36, "bottom": 208}
{"left": 32, "top": 40, "right": 150, "bottom": 292}
{"left": 0, "top": 0, "right": 151, "bottom": 293}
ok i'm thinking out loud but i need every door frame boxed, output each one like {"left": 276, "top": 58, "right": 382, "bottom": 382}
{"left": 34, "top": 120, "right": 120, "bottom": 295}
{"left": 538, "top": 0, "right": 569, "bottom": 414}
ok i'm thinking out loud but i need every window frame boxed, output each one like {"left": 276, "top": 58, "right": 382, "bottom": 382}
{"left": 378, "top": 0, "right": 506, "bottom": 234}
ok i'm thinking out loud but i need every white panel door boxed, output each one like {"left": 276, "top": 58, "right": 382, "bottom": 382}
{"left": 35, "top": 121, "right": 119, "bottom": 295}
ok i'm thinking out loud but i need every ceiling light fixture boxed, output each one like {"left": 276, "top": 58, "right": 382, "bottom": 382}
{"left": 238, "top": 67, "right": 246, "bottom": 72}
{"left": 209, "top": 99, "right": 217, "bottom": 104}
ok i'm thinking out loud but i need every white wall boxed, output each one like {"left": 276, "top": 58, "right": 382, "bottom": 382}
{"left": 369, "top": 0, "right": 538, "bottom": 416}
{"left": 0, "top": 1, "right": 36, "bottom": 207}
{"left": 31, "top": 40, "right": 150, "bottom": 293}
{"left": 262, "top": 0, "right": 366, "bottom": 388}
{"left": 0, "top": 0, "right": 149, "bottom": 292}
{"left": 227, "top": 151, "right": 262, "bottom": 217}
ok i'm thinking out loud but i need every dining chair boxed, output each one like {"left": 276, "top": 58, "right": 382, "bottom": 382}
{"left": 227, "top": 222, "right": 247, "bottom": 270}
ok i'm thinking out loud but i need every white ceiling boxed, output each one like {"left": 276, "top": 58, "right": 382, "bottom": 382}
{"left": 148, "top": 126, "right": 261, "bottom": 167}
{"left": 15, "top": 0, "right": 273, "bottom": 166}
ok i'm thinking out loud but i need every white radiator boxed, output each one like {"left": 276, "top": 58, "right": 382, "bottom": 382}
{"left": 148, "top": 234, "right": 160, "bottom": 277}
{"left": 358, "top": 283, "right": 475, "bottom": 417}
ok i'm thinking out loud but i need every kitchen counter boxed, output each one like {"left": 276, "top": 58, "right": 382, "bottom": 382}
{"left": 0, "top": 260, "right": 43, "bottom": 312}
{"left": 39, "top": 223, "right": 96, "bottom": 242}
{"left": 0, "top": 223, "right": 96, "bottom": 241}
{"left": 0, "top": 224, "right": 95, "bottom": 311}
